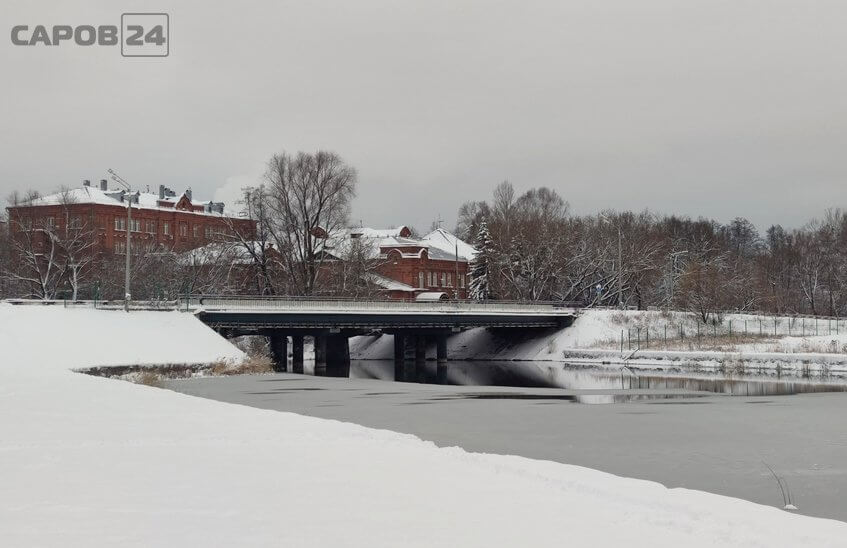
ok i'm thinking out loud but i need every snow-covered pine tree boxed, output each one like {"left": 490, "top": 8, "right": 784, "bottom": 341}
{"left": 469, "top": 218, "right": 493, "bottom": 301}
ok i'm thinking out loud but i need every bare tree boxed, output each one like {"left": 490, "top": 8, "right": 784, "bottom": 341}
{"left": 223, "top": 185, "right": 282, "bottom": 295}
{"left": 6, "top": 215, "right": 64, "bottom": 299}
{"left": 246, "top": 150, "right": 357, "bottom": 296}
{"left": 54, "top": 188, "right": 99, "bottom": 300}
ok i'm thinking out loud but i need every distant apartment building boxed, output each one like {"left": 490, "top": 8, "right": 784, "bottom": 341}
{"left": 6, "top": 179, "right": 256, "bottom": 255}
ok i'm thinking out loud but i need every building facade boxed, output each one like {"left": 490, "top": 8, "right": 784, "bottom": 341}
{"left": 322, "top": 225, "right": 475, "bottom": 300}
{"left": 6, "top": 180, "right": 256, "bottom": 256}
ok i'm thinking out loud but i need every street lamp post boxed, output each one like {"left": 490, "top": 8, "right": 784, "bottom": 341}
{"left": 616, "top": 223, "right": 622, "bottom": 309}
{"left": 600, "top": 214, "right": 624, "bottom": 309}
{"left": 667, "top": 250, "right": 688, "bottom": 308}
{"left": 108, "top": 169, "right": 132, "bottom": 312}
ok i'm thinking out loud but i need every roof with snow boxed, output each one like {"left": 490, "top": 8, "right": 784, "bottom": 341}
{"left": 319, "top": 226, "right": 475, "bottom": 263}
{"left": 366, "top": 272, "right": 418, "bottom": 293}
{"left": 420, "top": 228, "right": 477, "bottom": 261}
{"left": 24, "top": 184, "right": 236, "bottom": 218}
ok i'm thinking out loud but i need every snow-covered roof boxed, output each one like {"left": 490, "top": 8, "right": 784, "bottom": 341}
{"left": 348, "top": 226, "right": 410, "bottom": 239}
{"left": 421, "top": 228, "right": 477, "bottom": 261}
{"left": 366, "top": 273, "right": 419, "bottom": 293}
{"left": 320, "top": 226, "right": 474, "bottom": 263}
{"left": 26, "top": 185, "right": 235, "bottom": 218}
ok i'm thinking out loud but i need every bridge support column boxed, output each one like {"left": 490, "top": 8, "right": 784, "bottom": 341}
{"left": 268, "top": 333, "right": 288, "bottom": 373}
{"left": 436, "top": 334, "right": 448, "bottom": 384}
{"left": 326, "top": 334, "right": 350, "bottom": 377}
{"left": 415, "top": 335, "right": 427, "bottom": 383}
{"left": 393, "top": 334, "right": 406, "bottom": 382}
{"left": 292, "top": 335, "right": 304, "bottom": 374}
{"left": 314, "top": 335, "right": 327, "bottom": 376}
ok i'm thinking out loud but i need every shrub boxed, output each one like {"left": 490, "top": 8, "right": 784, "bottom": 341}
{"left": 135, "top": 371, "right": 164, "bottom": 388}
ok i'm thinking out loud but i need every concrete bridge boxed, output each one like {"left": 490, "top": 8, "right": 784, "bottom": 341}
{"left": 186, "top": 297, "right": 579, "bottom": 382}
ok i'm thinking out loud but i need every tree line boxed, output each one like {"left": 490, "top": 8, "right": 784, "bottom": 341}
{"left": 459, "top": 181, "right": 847, "bottom": 320}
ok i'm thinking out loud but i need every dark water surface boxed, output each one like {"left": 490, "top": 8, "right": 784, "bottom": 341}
{"left": 352, "top": 359, "right": 847, "bottom": 401}
{"left": 166, "top": 361, "right": 847, "bottom": 522}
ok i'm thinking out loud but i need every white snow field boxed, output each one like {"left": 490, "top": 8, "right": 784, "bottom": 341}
{"left": 2, "top": 304, "right": 847, "bottom": 547}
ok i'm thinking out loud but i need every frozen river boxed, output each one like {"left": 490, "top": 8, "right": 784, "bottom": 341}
{"left": 166, "top": 360, "right": 847, "bottom": 522}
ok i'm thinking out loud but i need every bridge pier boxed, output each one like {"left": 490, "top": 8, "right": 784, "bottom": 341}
{"left": 326, "top": 334, "right": 350, "bottom": 377}
{"left": 314, "top": 335, "right": 327, "bottom": 376}
{"left": 292, "top": 335, "right": 304, "bottom": 374}
{"left": 393, "top": 334, "right": 406, "bottom": 382}
{"left": 415, "top": 335, "right": 427, "bottom": 383}
{"left": 436, "top": 334, "right": 448, "bottom": 384}
{"left": 268, "top": 333, "right": 288, "bottom": 373}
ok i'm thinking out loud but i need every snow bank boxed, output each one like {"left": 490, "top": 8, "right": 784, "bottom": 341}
{"left": 351, "top": 309, "right": 847, "bottom": 371}
{"left": 2, "top": 304, "right": 847, "bottom": 546}
{"left": 0, "top": 303, "right": 244, "bottom": 373}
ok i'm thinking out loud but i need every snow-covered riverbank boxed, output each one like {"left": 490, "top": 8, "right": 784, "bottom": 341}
{"left": 351, "top": 309, "right": 847, "bottom": 373}
{"left": 3, "top": 304, "right": 847, "bottom": 546}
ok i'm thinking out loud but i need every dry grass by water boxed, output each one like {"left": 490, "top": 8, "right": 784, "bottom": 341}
{"left": 210, "top": 355, "right": 274, "bottom": 376}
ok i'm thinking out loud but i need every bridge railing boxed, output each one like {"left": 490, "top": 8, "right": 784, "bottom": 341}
{"left": 181, "top": 295, "right": 582, "bottom": 315}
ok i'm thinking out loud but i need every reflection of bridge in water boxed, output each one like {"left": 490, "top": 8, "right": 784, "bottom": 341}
{"left": 187, "top": 297, "right": 580, "bottom": 382}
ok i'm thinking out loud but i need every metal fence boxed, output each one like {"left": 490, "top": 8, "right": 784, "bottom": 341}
{"left": 5, "top": 298, "right": 179, "bottom": 310}
{"left": 622, "top": 316, "right": 845, "bottom": 351}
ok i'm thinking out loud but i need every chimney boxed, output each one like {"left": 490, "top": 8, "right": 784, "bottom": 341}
{"left": 83, "top": 179, "right": 90, "bottom": 187}
{"left": 185, "top": 188, "right": 192, "bottom": 201}
{"left": 99, "top": 179, "right": 107, "bottom": 191}
{"left": 159, "top": 185, "right": 165, "bottom": 200}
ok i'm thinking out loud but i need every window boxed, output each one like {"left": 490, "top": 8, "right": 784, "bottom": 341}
{"left": 460, "top": 274, "right": 465, "bottom": 288}
{"left": 147, "top": 220, "right": 156, "bottom": 234}
{"left": 441, "top": 273, "right": 447, "bottom": 287}
{"left": 45, "top": 217, "right": 55, "bottom": 230}
{"left": 418, "top": 272, "right": 424, "bottom": 288}
{"left": 130, "top": 219, "right": 141, "bottom": 233}
{"left": 193, "top": 225, "right": 199, "bottom": 238}
{"left": 179, "top": 223, "right": 188, "bottom": 237}
{"left": 204, "top": 226, "right": 213, "bottom": 239}
{"left": 69, "top": 216, "right": 82, "bottom": 229}
{"left": 163, "top": 222, "right": 170, "bottom": 236}
{"left": 432, "top": 272, "right": 438, "bottom": 287}
{"left": 447, "top": 273, "right": 452, "bottom": 287}
{"left": 426, "top": 271, "right": 432, "bottom": 287}
{"left": 114, "top": 217, "right": 126, "bottom": 231}
{"left": 114, "top": 241, "right": 126, "bottom": 254}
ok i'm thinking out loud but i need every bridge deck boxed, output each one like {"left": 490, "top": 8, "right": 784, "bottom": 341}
{"left": 187, "top": 297, "right": 579, "bottom": 331}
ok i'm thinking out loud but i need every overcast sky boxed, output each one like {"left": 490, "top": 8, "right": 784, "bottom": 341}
{"left": 3, "top": 0, "right": 846, "bottom": 233}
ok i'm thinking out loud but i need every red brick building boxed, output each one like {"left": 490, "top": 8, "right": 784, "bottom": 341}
{"left": 323, "top": 226, "right": 476, "bottom": 300}
{"left": 6, "top": 179, "right": 255, "bottom": 256}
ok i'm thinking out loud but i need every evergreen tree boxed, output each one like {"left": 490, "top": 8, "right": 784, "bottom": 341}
{"left": 469, "top": 218, "right": 493, "bottom": 301}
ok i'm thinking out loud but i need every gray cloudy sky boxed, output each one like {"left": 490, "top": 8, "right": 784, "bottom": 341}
{"left": 3, "top": 0, "right": 846, "bottom": 232}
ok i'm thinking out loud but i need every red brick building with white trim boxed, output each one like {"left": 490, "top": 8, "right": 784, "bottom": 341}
{"left": 6, "top": 179, "right": 255, "bottom": 256}
{"left": 322, "top": 225, "right": 475, "bottom": 300}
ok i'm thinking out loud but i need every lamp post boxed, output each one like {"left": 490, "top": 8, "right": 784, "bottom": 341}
{"left": 454, "top": 238, "right": 460, "bottom": 301}
{"left": 667, "top": 250, "right": 688, "bottom": 309}
{"left": 108, "top": 169, "right": 132, "bottom": 312}
{"left": 599, "top": 214, "right": 624, "bottom": 309}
